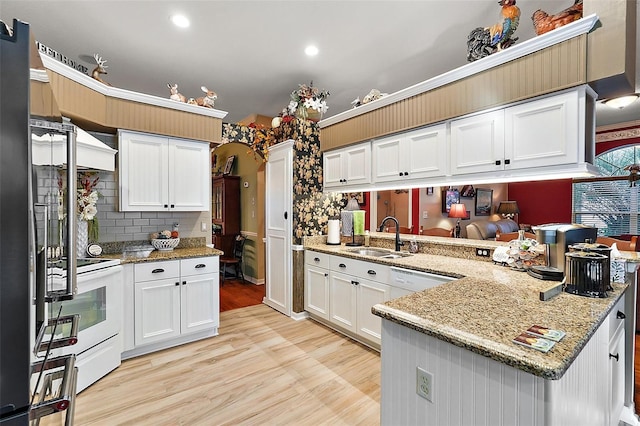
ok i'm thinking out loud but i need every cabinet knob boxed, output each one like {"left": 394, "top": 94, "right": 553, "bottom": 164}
{"left": 195, "top": 264, "right": 206, "bottom": 269}
{"left": 175, "top": 282, "right": 180, "bottom": 286}
{"left": 504, "top": 159, "right": 510, "bottom": 165}
{"left": 495, "top": 160, "right": 501, "bottom": 166}
{"left": 164, "top": 204, "right": 169, "bottom": 208}
{"left": 398, "top": 172, "right": 403, "bottom": 177}
{"left": 617, "top": 311, "right": 626, "bottom": 319}
{"left": 404, "top": 172, "right": 409, "bottom": 176}
{"left": 367, "top": 269, "right": 377, "bottom": 275}
{"left": 324, "top": 273, "right": 329, "bottom": 277}
{"left": 284, "top": 211, "right": 288, "bottom": 220}
{"left": 609, "top": 353, "right": 620, "bottom": 362}
{"left": 339, "top": 263, "right": 346, "bottom": 268}
{"left": 182, "top": 281, "right": 187, "bottom": 285}
{"left": 152, "top": 268, "right": 165, "bottom": 273}
{"left": 171, "top": 204, "right": 175, "bottom": 208}
{"left": 351, "top": 280, "right": 359, "bottom": 286}
{"left": 314, "top": 257, "right": 320, "bottom": 262}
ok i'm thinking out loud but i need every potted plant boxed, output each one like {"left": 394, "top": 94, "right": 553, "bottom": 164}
{"left": 286, "top": 81, "right": 329, "bottom": 122}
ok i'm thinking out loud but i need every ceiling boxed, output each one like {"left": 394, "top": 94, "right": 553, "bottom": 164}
{"left": 1, "top": 1, "right": 638, "bottom": 128}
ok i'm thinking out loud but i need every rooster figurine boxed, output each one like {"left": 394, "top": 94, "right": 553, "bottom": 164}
{"left": 532, "top": 0, "right": 583, "bottom": 36}
{"left": 467, "top": 0, "right": 521, "bottom": 62}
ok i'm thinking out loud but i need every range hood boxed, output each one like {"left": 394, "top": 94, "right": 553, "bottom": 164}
{"left": 32, "top": 125, "right": 117, "bottom": 171}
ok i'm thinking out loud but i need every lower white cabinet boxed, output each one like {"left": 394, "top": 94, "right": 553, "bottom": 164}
{"left": 123, "top": 256, "right": 219, "bottom": 359}
{"left": 304, "top": 250, "right": 391, "bottom": 347}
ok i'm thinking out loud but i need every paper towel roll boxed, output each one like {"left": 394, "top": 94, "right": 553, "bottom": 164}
{"left": 352, "top": 210, "right": 365, "bottom": 235}
{"left": 327, "top": 219, "right": 341, "bottom": 245}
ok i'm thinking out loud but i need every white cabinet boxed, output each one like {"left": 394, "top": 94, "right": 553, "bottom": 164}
{"left": 304, "top": 250, "right": 391, "bottom": 347}
{"left": 608, "top": 295, "right": 626, "bottom": 426}
{"left": 451, "top": 87, "right": 592, "bottom": 176}
{"left": 304, "top": 252, "right": 330, "bottom": 320}
{"left": 323, "top": 143, "right": 371, "bottom": 190}
{"left": 265, "top": 140, "right": 293, "bottom": 316}
{"left": 373, "top": 124, "right": 448, "bottom": 184}
{"left": 118, "top": 129, "right": 210, "bottom": 211}
{"left": 131, "top": 256, "right": 219, "bottom": 352}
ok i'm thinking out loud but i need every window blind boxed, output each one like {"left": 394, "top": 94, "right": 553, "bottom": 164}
{"left": 572, "top": 180, "right": 639, "bottom": 236}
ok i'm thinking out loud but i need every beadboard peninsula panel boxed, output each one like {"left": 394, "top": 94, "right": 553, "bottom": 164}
{"left": 29, "top": 79, "right": 61, "bottom": 120}
{"left": 47, "top": 69, "right": 107, "bottom": 125}
{"left": 320, "top": 36, "right": 587, "bottom": 151}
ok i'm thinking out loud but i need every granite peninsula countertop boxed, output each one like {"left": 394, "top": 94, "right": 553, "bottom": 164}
{"left": 304, "top": 234, "right": 629, "bottom": 380}
{"left": 103, "top": 246, "right": 223, "bottom": 264}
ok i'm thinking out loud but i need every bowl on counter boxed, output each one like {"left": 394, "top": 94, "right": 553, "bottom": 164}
{"left": 123, "top": 244, "right": 155, "bottom": 259}
{"left": 151, "top": 238, "right": 180, "bottom": 251}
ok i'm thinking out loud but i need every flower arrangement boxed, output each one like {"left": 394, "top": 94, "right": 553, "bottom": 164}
{"left": 77, "top": 172, "right": 100, "bottom": 241}
{"left": 285, "top": 82, "right": 329, "bottom": 121}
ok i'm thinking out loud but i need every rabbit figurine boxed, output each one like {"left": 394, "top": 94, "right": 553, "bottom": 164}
{"left": 196, "top": 86, "right": 217, "bottom": 108}
{"left": 167, "top": 83, "right": 186, "bottom": 103}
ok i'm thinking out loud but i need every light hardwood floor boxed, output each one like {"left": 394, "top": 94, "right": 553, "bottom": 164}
{"left": 56, "top": 304, "right": 381, "bottom": 425}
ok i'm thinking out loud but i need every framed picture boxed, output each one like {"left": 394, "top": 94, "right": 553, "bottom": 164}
{"left": 441, "top": 189, "right": 460, "bottom": 213}
{"left": 350, "top": 192, "right": 366, "bottom": 205}
{"left": 426, "top": 187, "right": 434, "bottom": 195}
{"left": 223, "top": 155, "right": 235, "bottom": 175}
{"left": 475, "top": 188, "right": 493, "bottom": 216}
{"left": 460, "top": 185, "right": 475, "bottom": 198}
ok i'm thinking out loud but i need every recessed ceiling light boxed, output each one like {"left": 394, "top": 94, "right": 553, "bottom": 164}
{"left": 603, "top": 94, "right": 639, "bottom": 109}
{"left": 170, "top": 14, "right": 190, "bottom": 28}
{"left": 305, "top": 45, "right": 319, "bottom": 56}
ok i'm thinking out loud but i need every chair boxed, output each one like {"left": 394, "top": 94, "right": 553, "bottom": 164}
{"left": 220, "top": 234, "right": 246, "bottom": 283}
{"left": 384, "top": 226, "right": 413, "bottom": 234}
{"left": 496, "top": 231, "right": 536, "bottom": 242}
{"left": 596, "top": 236, "right": 638, "bottom": 252}
{"left": 420, "top": 227, "right": 454, "bottom": 237}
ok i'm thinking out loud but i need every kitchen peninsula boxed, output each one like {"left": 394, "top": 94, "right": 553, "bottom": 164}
{"left": 304, "top": 233, "right": 638, "bottom": 426}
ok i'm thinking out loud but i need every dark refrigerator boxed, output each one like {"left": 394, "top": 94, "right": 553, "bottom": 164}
{"left": 1, "top": 19, "right": 78, "bottom": 425}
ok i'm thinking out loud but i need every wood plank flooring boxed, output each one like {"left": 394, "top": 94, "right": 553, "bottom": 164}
{"left": 219, "top": 279, "right": 265, "bottom": 312}
{"left": 60, "top": 304, "right": 381, "bottom": 425}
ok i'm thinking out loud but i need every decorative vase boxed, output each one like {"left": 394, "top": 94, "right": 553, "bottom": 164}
{"left": 296, "top": 106, "right": 322, "bottom": 122}
{"left": 77, "top": 218, "right": 88, "bottom": 258}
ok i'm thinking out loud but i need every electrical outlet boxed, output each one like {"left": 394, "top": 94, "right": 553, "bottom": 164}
{"left": 416, "top": 367, "right": 433, "bottom": 402}
{"left": 475, "top": 248, "right": 490, "bottom": 257}
{"left": 201, "top": 221, "right": 207, "bottom": 232}
{"left": 422, "top": 210, "right": 428, "bottom": 219}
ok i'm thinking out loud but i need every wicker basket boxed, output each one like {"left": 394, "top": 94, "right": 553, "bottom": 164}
{"left": 151, "top": 238, "right": 180, "bottom": 251}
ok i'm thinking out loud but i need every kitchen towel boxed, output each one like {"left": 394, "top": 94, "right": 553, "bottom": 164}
{"left": 341, "top": 211, "right": 353, "bottom": 236}
{"left": 352, "top": 210, "right": 365, "bottom": 236}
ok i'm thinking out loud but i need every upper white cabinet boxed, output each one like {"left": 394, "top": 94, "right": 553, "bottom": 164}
{"left": 373, "top": 123, "right": 448, "bottom": 184}
{"left": 451, "top": 87, "right": 591, "bottom": 176}
{"left": 323, "top": 143, "right": 371, "bottom": 190}
{"left": 118, "top": 129, "right": 210, "bottom": 211}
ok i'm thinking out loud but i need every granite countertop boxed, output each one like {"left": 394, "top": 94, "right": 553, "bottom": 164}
{"left": 304, "top": 236, "right": 628, "bottom": 380}
{"left": 103, "top": 246, "right": 223, "bottom": 264}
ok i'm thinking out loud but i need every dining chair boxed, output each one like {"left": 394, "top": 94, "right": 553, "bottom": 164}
{"left": 495, "top": 231, "right": 536, "bottom": 242}
{"left": 596, "top": 235, "right": 638, "bottom": 252}
{"left": 421, "top": 227, "right": 454, "bottom": 237}
{"left": 220, "top": 234, "right": 247, "bottom": 283}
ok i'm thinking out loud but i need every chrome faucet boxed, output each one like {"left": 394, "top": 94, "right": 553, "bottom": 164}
{"left": 378, "top": 216, "right": 404, "bottom": 252}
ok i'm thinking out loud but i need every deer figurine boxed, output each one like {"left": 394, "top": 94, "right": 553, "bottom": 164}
{"left": 167, "top": 83, "right": 187, "bottom": 102}
{"left": 196, "top": 86, "right": 217, "bottom": 108}
{"left": 92, "top": 53, "right": 111, "bottom": 86}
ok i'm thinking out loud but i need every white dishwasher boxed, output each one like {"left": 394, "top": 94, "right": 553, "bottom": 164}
{"left": 389, "top": 266, "right": 455, "bottom": 298}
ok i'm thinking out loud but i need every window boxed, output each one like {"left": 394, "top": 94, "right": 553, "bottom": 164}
{"left": 573, "top": 145, "right": 640, "bottom": 236}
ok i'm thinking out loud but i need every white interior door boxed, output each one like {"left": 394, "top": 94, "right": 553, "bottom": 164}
{"left": 264, "top": 140, "right": 293, "bottom": 316}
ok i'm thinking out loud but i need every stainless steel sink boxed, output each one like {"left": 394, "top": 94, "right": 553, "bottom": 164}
{"left": 345, "top": 248, "right": 412, "bottom": 258}
{"left": 346, "top": 248, "right": 392, "bottom": 257}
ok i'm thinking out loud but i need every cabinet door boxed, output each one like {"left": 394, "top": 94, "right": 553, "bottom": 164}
{"left": 181, "top": 273, "right": 219, "bottom": 334}
{"left": 404, "top": 124, "right": 448, "bottom": 180}
{"left": 119, "top": 130, "right": 169, "bottom": 211}
{"left": 305, "top": 265, "right": 330, "bottom": 320}
{"left": 329, "top": 272, "right": 357, "bottom": 333}
{"left": 169, "top": 138, "right": 209, "bottom": 211}
{"left": 450, "top": 110, "right": 504, "bottom": 175}
{"left": 134, "top": 277, "right": 181, "bottom": 346}
{"left": 609, "top": 327, "right": 625, "bottom": 426}
{"left": 372, "top": 136, "right": 403, "bottom": 183}
{"left": 356, "top": 278, "right": 390, "bottom": 345}
{"left": 323, "top": 150, "right": 344, "bottom": 189}
{"left": 343, "top": 143, "right": 371, "bottom": 186}
{"left": 504, "top": 91, "right": 579, "bottom": 170}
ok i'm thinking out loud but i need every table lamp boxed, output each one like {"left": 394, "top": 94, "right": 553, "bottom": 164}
{"left": 448, "top": 203, "right": 467, "bottom": 238}
{"left": 497, "top": 201, "right": 520, "bottom": 220}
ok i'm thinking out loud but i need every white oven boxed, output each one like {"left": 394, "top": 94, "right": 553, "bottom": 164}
{"left": 46, "top": 260, "right": 122, "bottom": 392}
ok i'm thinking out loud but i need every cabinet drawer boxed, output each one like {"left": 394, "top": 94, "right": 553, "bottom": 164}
{"left": 608, "top": 294, "right": 626, "bottom": 340}
{"left": 305, "top": 251, "right": 330, "bottom": 269}
{"left": 181, "top": 256, "right": 219, "bottom": 276}
{"left": 329, "top": 256, "right": 389, "bottom": 284}
{"left": 135, "top": 260, "right": 180, "bottom": 282}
